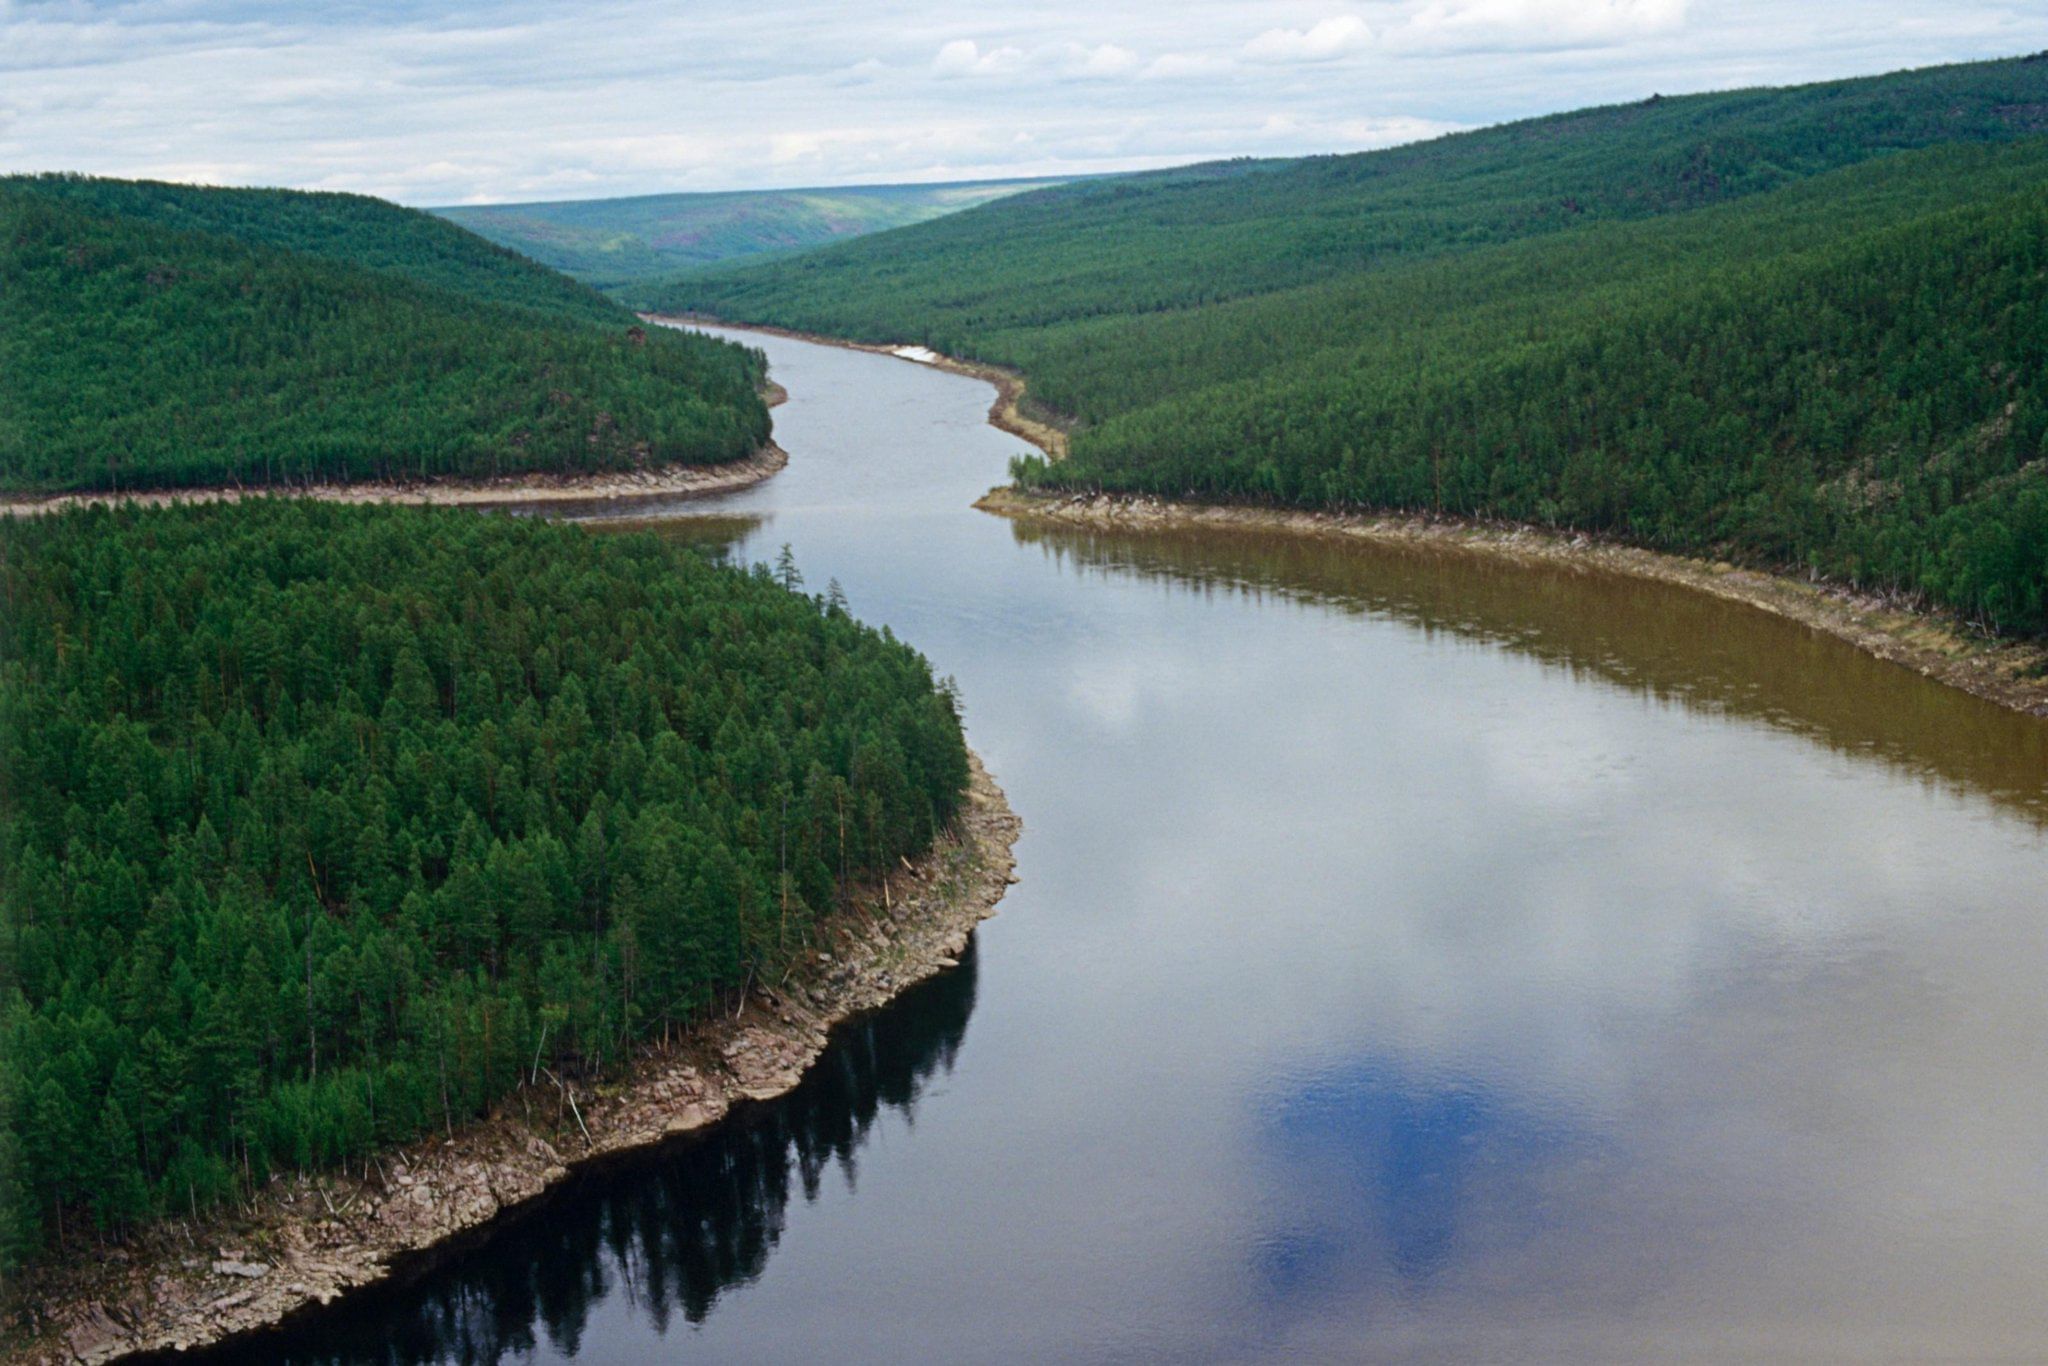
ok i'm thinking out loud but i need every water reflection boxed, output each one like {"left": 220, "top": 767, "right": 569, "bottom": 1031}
{"left": 1255, "top": 1060, "right": 1581, "bottom": 1301}
{"left": 1009, "top": 519, "right": 2048, "bottom": 823}
{"left": 181, "top": 945, "right": 980, "bottom": 1365}
{"left": 162, "top": 324, "right": 2048, "bottom": 1362}
{"left": 581, "top": 513, "right": 764, "bottom": 554}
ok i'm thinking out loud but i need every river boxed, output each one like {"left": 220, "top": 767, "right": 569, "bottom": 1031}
{"left": 203, "top": 326, "right": 2048, "bottom": 1362}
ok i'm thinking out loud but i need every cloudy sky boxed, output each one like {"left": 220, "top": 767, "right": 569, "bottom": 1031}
{"left": 3, "top": 1, "right": 2041, "bottom": 205}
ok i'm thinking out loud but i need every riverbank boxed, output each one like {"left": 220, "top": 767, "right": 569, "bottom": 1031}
{"left": 0, "top": 442, "right": 789, "bottom": 519}
{"left": 642, "top": 313, "right": 1068, "bottom": 459}
{"left": 981, "top": 487, "right": 2048, "bottom": 719}
{"left": 678, "top": 318, "right": 2048, "bottom": 723}
{"left": 8, "top": 754, "right": 1020, "bottom": 1366}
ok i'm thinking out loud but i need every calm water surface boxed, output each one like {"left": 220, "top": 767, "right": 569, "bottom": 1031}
{"left": 218, "top": 327, "right": 2048, "bottom": 1362}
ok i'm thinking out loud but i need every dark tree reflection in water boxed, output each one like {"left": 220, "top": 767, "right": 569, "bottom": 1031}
{"left": 174, "top": 946, "right": 979, "bottom": 1366}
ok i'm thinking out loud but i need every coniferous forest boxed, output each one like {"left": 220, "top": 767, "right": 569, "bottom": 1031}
{"left": 14, "top": 175, "right": 637, "bottom": 327}
{"left": 0, "top": 501, "right": 968, "bottom": 1271}
{"left": 661, "top": 55, "right": 2048, "bottom": 634}
{"left": 7, "top": 38, "right": 2048, "bottom": 1351}
{"left": 1, "top": 177, "right": 770, "bottom": 493}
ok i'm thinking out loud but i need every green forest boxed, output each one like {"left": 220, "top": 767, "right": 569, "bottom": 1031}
{"left": 11, "top": 175, "right": 627, "bottom": 326}
{"left": 0, "top": 177, "right": 770, "bottom": 493}
{"left": 662, "top": 55, "right": 2048, "bottom": 634}
{"left": 0, "top": 501, "right": 969, "bottom": 1272}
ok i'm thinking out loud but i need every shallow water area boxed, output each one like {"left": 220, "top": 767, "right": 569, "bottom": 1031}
{"left": 209, "top": 324, "right": 2048, "bottom": 1363}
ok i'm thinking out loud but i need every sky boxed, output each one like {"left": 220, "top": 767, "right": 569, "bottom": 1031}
{"left": 2, "top": 1, "right": 2043, "bottom": 206}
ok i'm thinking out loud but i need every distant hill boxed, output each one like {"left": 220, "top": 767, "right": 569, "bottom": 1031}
{"left": 0, "top": 176, "right": 769, "bottom": 493}
{"left": 661, "top": 55, "right": 2048, "bottom": 635}
{"left": 435, "top": 178, "right": 1070, "bottom": 292}
{"left": 13, "top": 174, "right": 630, "bottom": 327}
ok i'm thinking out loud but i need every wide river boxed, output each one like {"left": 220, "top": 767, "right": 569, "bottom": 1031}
{"left": 220, "top": 327, "right": 2048, "bottom": 1362}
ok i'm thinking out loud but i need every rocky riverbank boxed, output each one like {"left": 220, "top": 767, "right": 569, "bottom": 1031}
{"left": 0, "top": 444, "right": 788, "bottom": 519}
{"left": 7, "top": 755, "right": 1020, "bottom": 1365}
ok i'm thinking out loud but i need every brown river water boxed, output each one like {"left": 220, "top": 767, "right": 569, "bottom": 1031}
{"left": 196, "top": 325, "right": 2048, "bottom": 1363}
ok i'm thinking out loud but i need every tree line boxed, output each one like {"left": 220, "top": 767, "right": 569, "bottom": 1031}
{"left": 656, "top": 55, "right": 2048, "bottom": 634}
{"left": 9, "top": 173, "right": 629, "bottom": 328}
{"left": 654, "top": 55, "right": 2048, "bottom": 333}
{"left": 1, "top": 180, "right": 771, "bottom": 493}
{"left": 0, "top": 501, "right": 969, "bottom": 1271}
{"left": 1018, "top": 156, "right": 2048, "bottom": 633}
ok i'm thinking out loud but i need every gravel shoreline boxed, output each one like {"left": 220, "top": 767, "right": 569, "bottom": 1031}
{"left": 0, "top": 442, "right": 788, "bottom": 519}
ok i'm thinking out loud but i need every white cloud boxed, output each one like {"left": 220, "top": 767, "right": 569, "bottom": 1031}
{"left": 1141, "top": 51, "right": 1235, "bottom": 80}
{"left": 1243, "top": 109, "right": 1468, "bottom": 153}
{"left": 1243, "top": 14, "right": 1373, "bottom": 64}
{"left": 935, "top": 37, "right": 1138, "bottom": 82}
{"left": 769, "top": 132, "right": 824, "bottom": 163}
{"left": 0, "top": 0, "right": 2032, "bottom": 204}
{"left": 1064, "top": 42, "right": 1140, "bottom": 78}
{"left": 933, "top": 38, "right": 1027, "bottom": 77}
{"left": 1333, "top": 114, "right": 1470, "bottom": 147}
{"left": 1397, "top": 0, "right": 1690, "bottom": 50}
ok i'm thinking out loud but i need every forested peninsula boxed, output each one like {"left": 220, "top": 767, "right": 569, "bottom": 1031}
{"left": 661, "top": 55, "right": 2048, "bottom": 639}
{"left": 0, "top": 177, "right": 770, "bottom": 496}
{"left": 0, "top": 501, "right": 1010, "bottom": 1358}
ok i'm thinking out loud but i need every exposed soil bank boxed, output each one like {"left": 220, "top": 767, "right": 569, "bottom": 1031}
{"left": 8, "top": 755, "right": 1020, "bottom": 1366}
{"left": 642, "top": 313, "right": 1068, "bottom": 459}
{"left": 0, "top": 443, "right": 788, "bottom": 519}
{"left": 981, "top": 488, "right": 2048, "bottom": 719}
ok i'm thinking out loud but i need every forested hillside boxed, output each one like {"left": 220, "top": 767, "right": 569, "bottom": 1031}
{"left": 438, "top": 178, "right": 1067, "bottom": 293}
{"left": 662, "top": 55, "right": 2048, "bottom": 633}
{"left": 0, "top": 501, "right": 969, "bottom": 1271}
{"left": 665, "top": 57, "right": 2048, "bottom": 336}
{"left": 11, "top": 174, "right": 624, "bottom": 326}
{"left": 0, "top": 180, "right": 770, "bottom": 493}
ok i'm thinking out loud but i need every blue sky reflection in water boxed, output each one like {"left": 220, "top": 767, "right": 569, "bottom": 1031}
{"left": 1252, "top": 1059, "right": 1586, "bottom": 1306}
{"left": 188, "top": 326, "right": 2048, "bottom": 1364}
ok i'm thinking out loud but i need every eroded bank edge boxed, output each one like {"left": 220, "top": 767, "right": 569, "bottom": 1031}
{"left": 12, "top": 754, "right": 1020, "bottom": 1366}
